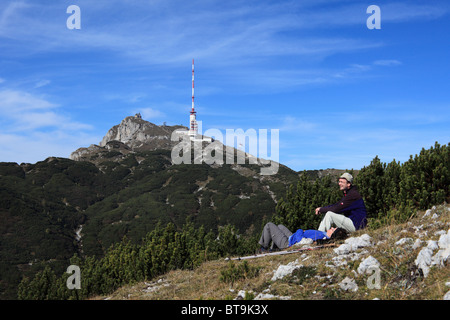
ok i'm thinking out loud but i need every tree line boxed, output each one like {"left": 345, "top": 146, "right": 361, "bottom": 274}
{"left": 18, "top": 142, "right": 449, "bottom": 299}
{"left": 17, "top": 222, "right": 257, "bottom": 300}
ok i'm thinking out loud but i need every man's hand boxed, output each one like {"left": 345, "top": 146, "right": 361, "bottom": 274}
{"left": 315, "top": 207, "right": 321, "bottom": 215}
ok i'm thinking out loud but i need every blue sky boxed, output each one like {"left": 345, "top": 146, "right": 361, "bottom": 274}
{"left": 0, "top": 0, "right": 449, "bottom": 171}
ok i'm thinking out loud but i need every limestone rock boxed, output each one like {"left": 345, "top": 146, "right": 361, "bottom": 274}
{"left": 99, "top": 116, "right": 186, "bottom": 151}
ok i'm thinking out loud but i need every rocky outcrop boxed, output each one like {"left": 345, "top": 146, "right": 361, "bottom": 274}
{"left": 70, "top": 115, "right": 188, "bottom": 161}
{"left": 70, "top": 144, "right": 104, "bottom": 161}
{"left": 99, "top": 115, "right": 187, "bottom": 151}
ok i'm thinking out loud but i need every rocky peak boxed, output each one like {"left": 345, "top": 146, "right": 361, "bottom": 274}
{"left": 69, "top": 115, "right": 281, "bottom": 177}
{"left": 99, "top": 115, "right": 185, "bottom": 149}
{"left": 70, "top": 115, "right": 187, "bottom": 161}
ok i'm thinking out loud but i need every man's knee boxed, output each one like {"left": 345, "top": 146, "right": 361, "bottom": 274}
{"left": 323, "top": 211, "right": 343, "bottom": 225}
{"left": 265, "top": 222, "right": 276, "bottom": 229}
{"left": 324, "top": 211, "right": 337, "bottom": 219}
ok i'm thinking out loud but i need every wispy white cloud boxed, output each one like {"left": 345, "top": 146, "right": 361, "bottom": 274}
{"left": 0, "top": 89, "right": 56, "bottom": 112}
{"left": 0, "top": 130, "right": 102, "bottom": 164}
{"left": 138, "top": 107, "right": 166, "bottom": 122}
{"left": 373, "top": 59, "right": 402, "bottom": 67}
{"left": 0, "top": 0, "right": 435, "bottom": 101}
{"left": 381, "top": 2, "right": 449, "bottom": 22}
{"left": 0, "top": 89, "right": 92, "bottom": 132}
{"left": 0, "top": 1, "right": 30, "bottom": 30}
{"left": 279, "top": 116, "right": 317, "bottom": 133}
{"left": 34, "top": 79, "right": 51, "bottom": 88}
{"left": 1, "top": 1, "right": 448, "bottom": 65}
{"left": 290, "top": 1, "right": 449, "bottom": 28}
{"left": 0, "top": 89, "right": 97, "bottom": 163}
{"left": 104, "top": 92, "right": 148, "bottom": 104}
{"left": 222, "top": 56, "right": 402, "bottom": 93}
{"left": 0, "top": 1, "right": 383, "bottom": 64}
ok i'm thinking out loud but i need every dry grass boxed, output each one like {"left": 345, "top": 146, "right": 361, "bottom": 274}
{"left": 93, "top": 204, "right": 450, "bottom": 300}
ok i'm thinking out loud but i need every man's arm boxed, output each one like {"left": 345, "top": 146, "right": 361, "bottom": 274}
{"left": 318, "top": 202, "right": 344, "bottom": 214}
{"left": 315, "top": 201, "right": 339, "bottom": 215}
{"left": 318, "top": 188, "right": 361, "bottom": 214}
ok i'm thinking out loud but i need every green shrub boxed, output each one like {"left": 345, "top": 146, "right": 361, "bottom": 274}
{"left": 219, "top": 261, "right": 261, "bottom": 285}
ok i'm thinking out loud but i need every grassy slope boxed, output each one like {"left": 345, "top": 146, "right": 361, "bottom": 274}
{"left": 93, "top": 204, "right": 450, "bottom": 300}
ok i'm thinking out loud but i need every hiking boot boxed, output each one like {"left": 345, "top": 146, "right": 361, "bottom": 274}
{"left": 259, "top": 246, "right": 271, "bottom": 254}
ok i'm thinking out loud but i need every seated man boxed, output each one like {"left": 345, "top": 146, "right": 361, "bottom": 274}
{"left": 258, "top": 222, "right": 346, "bottom": 251}
{"left": 315, "top": 172, "right": 367, "bottom": 233}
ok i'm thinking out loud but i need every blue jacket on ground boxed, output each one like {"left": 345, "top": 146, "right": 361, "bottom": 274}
{"left": 288, "top": 229, "right": 328, "bottom": 247}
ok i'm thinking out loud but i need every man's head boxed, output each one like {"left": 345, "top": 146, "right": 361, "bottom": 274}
{"left": 338, "top": 172, "right": 353, "bottom": 191}
{"left": 328, "top": 227, "right": 348, "bottom": 240}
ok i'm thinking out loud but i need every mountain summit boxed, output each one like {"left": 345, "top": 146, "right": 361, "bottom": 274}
{"left": 70, "top": 114, "right": 187, "bottom": 161}
{"left": 70, "top": 115, "right": 281, "bottom": 176}
{"left": 98, "top": 114, "right": 187, "bottom": 149}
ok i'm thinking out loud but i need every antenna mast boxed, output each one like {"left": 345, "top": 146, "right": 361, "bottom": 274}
{"left": 189, "top": 59, "right": 197, "bottom": 136}
{"left": 192, "top": 59, "right": 195, "bottom": 112}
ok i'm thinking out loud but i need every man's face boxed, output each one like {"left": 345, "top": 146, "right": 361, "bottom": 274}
{"left": 338, "top": 178, "right": 351, "bottom": 191}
